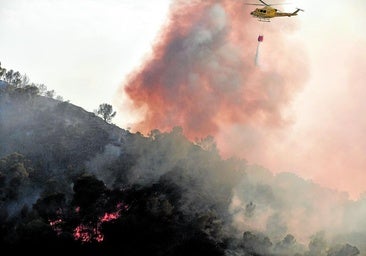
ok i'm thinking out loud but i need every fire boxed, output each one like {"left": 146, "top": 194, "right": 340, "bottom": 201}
{"left": 48, "top": 202, "right": 128, "bottom": 243}
{"left": 100, "top": 212, "right": 120, "bottom": 222}
{"left": 73, "top": 202, "right": 128, "bottom": 243}
{"left": 48, "top": 218, "right": 63, "bottom": 236}
{"left": 73, "top": 223, "right": 102, "bottom": 243}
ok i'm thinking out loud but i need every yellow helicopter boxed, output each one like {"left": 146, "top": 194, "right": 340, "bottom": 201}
{"left": 247, "top": 0, "right": 303, "bottom": 22}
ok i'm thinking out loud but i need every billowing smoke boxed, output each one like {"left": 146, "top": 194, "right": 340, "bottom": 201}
{"left": 115, "top": 1, "right": 366, "bottom": 252}
{"left": 121, "top": 0, "right": 308, "bottom": 143}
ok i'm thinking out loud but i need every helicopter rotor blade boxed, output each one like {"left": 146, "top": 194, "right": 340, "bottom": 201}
{"left": 244, "top": 1, "right": 293, "bottom": 6}
{"left": 258, "top": 0, "right": 270, "bottom": 6}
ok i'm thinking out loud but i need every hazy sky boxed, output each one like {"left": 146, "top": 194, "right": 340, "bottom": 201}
{"left": 0, "top": 0, "right": 171, "bottom": 115}
{"left": 1, "top": 0, "right": 366, "bottom": 200}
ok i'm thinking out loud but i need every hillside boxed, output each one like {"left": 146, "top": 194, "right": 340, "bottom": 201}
{"left": 0, "top": 86, "right": 363, "bottom": 256}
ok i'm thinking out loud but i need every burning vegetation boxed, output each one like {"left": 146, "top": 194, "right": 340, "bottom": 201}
{"left": 1, "top": 80, "right": 364, "bottom": 255}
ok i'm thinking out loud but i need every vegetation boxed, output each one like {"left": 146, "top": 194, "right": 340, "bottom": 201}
{"left": 1, "top": 62, "right": 117, "bottom": 123}
{"left": 0, "top": 62, "right": 362, "bottom": 255}
{"left": 0, "top": 62, "right": 62, "bottom": 100}
{"left": 95, "top": 103, "right": 116, "bottom": 123}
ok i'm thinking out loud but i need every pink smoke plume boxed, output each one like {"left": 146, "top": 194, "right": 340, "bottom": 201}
{"left": 121, "top": 0, "right": 308, "bottom": 141}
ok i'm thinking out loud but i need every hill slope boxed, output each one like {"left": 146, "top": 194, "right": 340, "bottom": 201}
{"left": 0, "top": 87, "right": 363, "bottom": 255}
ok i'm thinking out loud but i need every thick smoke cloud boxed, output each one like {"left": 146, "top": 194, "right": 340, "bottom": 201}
{"left": 121, "top": 0, "right": 308, "bottom": 142}
{"left": 118, "top": 0, "right": 366, "bottom": 205}
{"left": 114, "top": 0, "right": 366, "bottom": 253}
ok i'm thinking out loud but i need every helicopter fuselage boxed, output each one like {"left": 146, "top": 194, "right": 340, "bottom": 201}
{"left": 250, "top": 6, "right": 300, "bottom": 20}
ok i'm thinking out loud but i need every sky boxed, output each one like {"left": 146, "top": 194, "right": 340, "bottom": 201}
{"left": 1, "top": 0, "right": 366, "bottom": 200}
{"left": 0, "top": 0, "right": 171, "bottom": 114}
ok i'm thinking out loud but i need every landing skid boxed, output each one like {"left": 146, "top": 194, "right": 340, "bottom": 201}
{"left": 258, "top": 18, "right": 270, "bottom": 22}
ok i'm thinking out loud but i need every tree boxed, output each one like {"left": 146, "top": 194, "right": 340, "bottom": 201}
{"left": 36, "top": 83, "right": 47, "bottom": 95}
{"left": 11, "top": 71, "right": 22, "bottom": 87}
{"left": 327, "top": 243, "right": 360, "bottom": 256}
{"left": 24, "top": 85, "right": 40, "bottom": 96}
{"left": 45, "top": 89, "right": 55, "bottom": 98}
{"left": 20, "top": 74, "right": 30, "bottom": 88}
{"left": 95, "top": 103, "right": 116, "bottom": 123}
{"left": 4, "top": 69, "right": 14, "bottom": 83}
{"left": 55, "top": 95, "right": 64, "bottom": 101}
{"left": 0, "top": 62, "right": 6, "bottom": 79}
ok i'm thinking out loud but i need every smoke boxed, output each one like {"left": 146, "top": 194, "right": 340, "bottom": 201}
{"left": 118, "top": 0, "right": 366, "bottom": 202}
{"left": 1, "top": 87, "right": 366, "bottom": 254}
{"left": 230, "top": 167, "right": 346, "bottom": 242}
{"left": 84, "top": 125, "right": 366, "bottom": 253}
{"left": 114, "top": 0, "right": 366, "bottom": 253}
{"left": 120, "top": 0, "right": 308, "bottom": 144}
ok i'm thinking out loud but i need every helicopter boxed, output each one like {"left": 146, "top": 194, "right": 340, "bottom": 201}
{"left": 246, "top": 0, "right": 303, "bottom": 22}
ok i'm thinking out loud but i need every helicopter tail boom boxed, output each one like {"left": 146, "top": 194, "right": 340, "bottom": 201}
{"left": 275, "top": 8, "right": 304, "bottom": 17}
{"left": 292, "top": 8, "right": 304, "bottom": 15}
